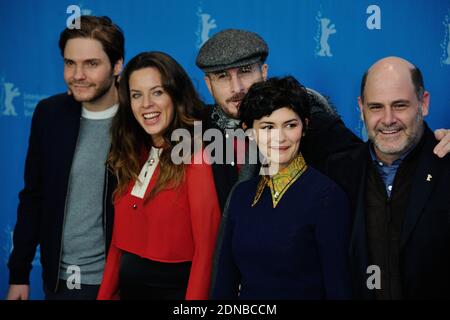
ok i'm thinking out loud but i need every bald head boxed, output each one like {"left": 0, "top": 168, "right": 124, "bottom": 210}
{"left": 360, "top": 56, "right": 425, "bottom": 103}
{"left": 358, "top": 56, "right": 430, "bottom": 165}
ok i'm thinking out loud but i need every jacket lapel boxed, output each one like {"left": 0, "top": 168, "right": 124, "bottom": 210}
{"left": 400, "top": 128, "right": 440, "bottom": 249}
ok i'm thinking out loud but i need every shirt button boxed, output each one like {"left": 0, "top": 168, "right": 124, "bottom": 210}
{"left": 379, "top": 162, "right": 383, "bottom": 166}
{"left": 274, "top": 192, "right": 279, "bottom": 198}
{"left": 132, "top": 204, "right": 137, "bottom": 209}
{"left": 388, "top": 185, "right": 392, "bottom": 191}
{"left": 230, "top": 161, "right": 235, "bottom": 166}
{"left": 225, "top": 133, "right": 229, "bottom": 139}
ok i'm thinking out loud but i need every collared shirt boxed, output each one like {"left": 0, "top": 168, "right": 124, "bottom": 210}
{"left": 131, "top": 147, "right": 162, "bottom": 199}
{"left": 252, "top": 153, "right": 308, "bottom": 208}
{"left": 369, "top": 144, "right": 413, "bottom": 198}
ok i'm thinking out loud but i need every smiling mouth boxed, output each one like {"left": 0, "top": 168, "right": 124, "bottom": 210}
{"left": 271, "top": 146, "right": 290, "bottom": 152}
{"left": 72, "top": 83, "right": 92, "bottom": 88}
{"left": 379, "top": 129, "right": 401, "bottom": 135}
{"left": 143, "top": 112, "right": 161, "bottom": 124}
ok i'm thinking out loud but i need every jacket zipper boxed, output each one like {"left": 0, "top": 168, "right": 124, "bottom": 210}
{"left": 54, "top": 117, "right": 82, "bottom": 292}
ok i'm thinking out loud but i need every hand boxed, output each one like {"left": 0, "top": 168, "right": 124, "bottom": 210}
{"left": 6, "top": 284, "right": 30, "bottom": 300}
{"left": 434, "top": 129, "right": 450, "bottom": 158}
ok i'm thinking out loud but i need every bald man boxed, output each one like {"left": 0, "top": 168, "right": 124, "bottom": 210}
{"left": 326, "top": 57, "right": 450, "bottom": 299}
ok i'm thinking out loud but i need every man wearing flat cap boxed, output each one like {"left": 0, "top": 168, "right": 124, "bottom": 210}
{"left": 196, "top": 28, "right": 363, "bottom": 211}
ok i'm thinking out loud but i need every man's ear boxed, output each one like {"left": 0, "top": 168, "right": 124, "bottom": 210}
{"left": 357, "top": 96, "right": 365, "bottom": 121}
{"left": 204, "top": 75, "right": 213, "bottom": 95}
{"left": 113, "top": 58, "right": 123, "bottom": 76}
{"left": 261, "top": 63, "right": 268, "bottom": 81}
{"left": 421, "top": 91, "right": 430, "bottom": 117}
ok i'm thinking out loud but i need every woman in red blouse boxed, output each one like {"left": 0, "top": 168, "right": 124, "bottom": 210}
{"left": 97, "top": 52, "right": 221, "bottom": 300}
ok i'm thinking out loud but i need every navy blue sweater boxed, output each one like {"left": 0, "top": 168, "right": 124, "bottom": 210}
{"left": 211, "top": 166, "right": 352, "bottom": 299}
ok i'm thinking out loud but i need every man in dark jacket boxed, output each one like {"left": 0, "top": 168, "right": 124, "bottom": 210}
{"left": 326, "top": 57, "right": 450, "bottom": 299}
{"left": 7, "top": 16, "right": 124, "bottom": 300}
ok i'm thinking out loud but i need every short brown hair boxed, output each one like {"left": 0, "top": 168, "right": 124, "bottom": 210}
{"left": 59, "top": 15, "right": 124, "bottom": 67}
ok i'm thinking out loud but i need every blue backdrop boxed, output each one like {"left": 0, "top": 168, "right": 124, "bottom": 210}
{"left": 1, "top": 0, "right": 449, "bottom": 299}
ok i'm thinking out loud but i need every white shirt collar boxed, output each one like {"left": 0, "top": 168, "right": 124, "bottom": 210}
{"left": 130, "top": 147, "right": 162, "bottom": 199}
{"left": 82, "top": 104, "right": 119, "bottom": 120}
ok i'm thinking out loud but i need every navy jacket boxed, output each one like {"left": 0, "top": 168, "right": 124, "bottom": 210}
{"left": 211, "top": 167, "right": 352, "bottom": 299}
{"left": 8, "top": 93, "right": 115, "bottom": 292}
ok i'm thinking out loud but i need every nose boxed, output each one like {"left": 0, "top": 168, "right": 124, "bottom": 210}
{"left": 73, "top": 65, "right": 86, "bottom": 81}
{"left": 229, "top": 73, "right": 245, "bottom": 94}
{"left": 142, "top": 94, "right": 154, "bottom": 109}
{"left": 271, "top": 128, "right": 286, "bottom": 145}
{"left": 381, "top": 107, "right": 396, "bottom": 126}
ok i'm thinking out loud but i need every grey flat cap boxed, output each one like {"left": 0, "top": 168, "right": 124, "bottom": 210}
{"left": 196, "top": 29, "right": 268, "bottom": 73}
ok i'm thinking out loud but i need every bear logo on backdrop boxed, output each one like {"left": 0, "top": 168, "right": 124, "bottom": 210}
{"left": 315, "top": 10, "right": 337, "bottom": 57}
{"left": 0, "top": 77, "right": 20, "bottom": 117}
{"left": 196, "top": 7, "right": 217, "bottom": 48}
{"left": 441, "top": 10, "right": 450, "bottom": 66}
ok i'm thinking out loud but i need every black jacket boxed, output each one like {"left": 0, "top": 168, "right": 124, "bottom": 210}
{"left": 325, "top": 124, "right": 450, "bottom": 299}
{"left": 7, "top": 93, "right": 115, "bottom": 292}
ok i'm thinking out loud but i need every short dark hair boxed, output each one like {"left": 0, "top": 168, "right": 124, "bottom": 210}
{"left": 239, "top": 76, "right": 311, "bottom": 129}
{"left": 59, "top": 15, "right": 125, "bottom": 67}
{"left": 360, "top": 65, "right": 425, "bottom": 103}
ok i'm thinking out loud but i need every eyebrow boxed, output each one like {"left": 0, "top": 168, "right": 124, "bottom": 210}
{"left": 259, "top": 118, "right": 299, "bottom": 125}
{"left": 283, "top": 118, "right": 299, "bottom": 124}
{"left": 367, "top": 99, "right": 410, "bottom": 106}
{"left": 367, "top": 102, "right": 383, "bottom": 107}
{"left": 130, "top": 85, "right": 163, "bottom": 92}
{"left": 211, "top": 70, "right": 227, "bottom": 76}
{"left": 63, "top": 58, "right": 101, "bottom": 62}
{"left": 391, "top": 99, "right": 410, "bottom": 104}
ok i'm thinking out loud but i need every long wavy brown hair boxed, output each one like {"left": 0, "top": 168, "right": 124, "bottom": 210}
{"left": 108, "top": 51, "right": 204, "bottom": 200}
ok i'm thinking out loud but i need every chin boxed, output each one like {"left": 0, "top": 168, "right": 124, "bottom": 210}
{"left": 376, "top": 143, "right": 406, "bottom": 156}
{"left": 72, "top": 93, "right": 96, "bottom": 102}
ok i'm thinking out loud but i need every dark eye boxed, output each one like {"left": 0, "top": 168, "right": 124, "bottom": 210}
{"left": 131, "top": 93, "right": 141, "bottom": 99}
{"left": 286, "top": 123, "right": 298, "bottom": 128}
{"left": 393, "top": 103, "right": 408, "bottom": 109}
{"left": 240, "top": 66, "right": 252, "bottom": 73}
{"left": 369, "top": 104, "right": 382, "bottom": 110}
{"left": 153, "top": 90, "right": 164, "bottom": 96}
{"left": 216, "top": 72, "right": 228, "bottom": 79}
{"left": 261, "top": 125, "right": 273, "bottom": 130}
{"left": 64, "top": 60, "right": 74, "bottom": 66}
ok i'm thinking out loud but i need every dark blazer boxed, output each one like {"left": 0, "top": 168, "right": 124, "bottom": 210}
{"left": 7, "top": 93, "right": 115, "bottom": 293}
{"left": 326, "top": 124, "right": 450, "bottom": 299}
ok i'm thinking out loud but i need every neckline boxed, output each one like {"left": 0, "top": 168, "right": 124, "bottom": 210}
{"left": 82, "top": 104, "right": 119, "bottom": 120}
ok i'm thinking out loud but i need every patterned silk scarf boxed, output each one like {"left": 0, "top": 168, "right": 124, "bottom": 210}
{"left": 210, "top": 104, "right": 241, "bottom": 131}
